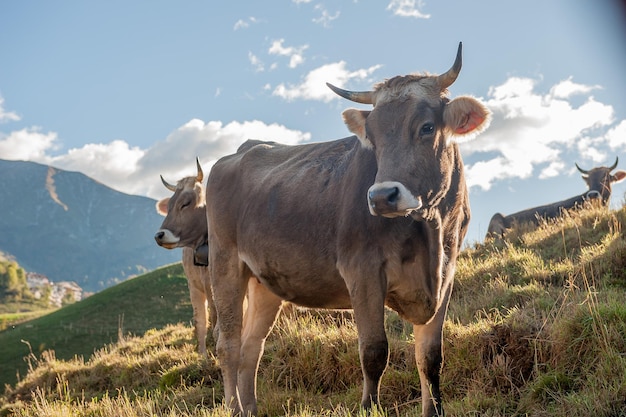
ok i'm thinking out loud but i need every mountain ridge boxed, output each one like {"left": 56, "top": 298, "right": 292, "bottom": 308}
{"left": 0, "top": 159, "right": 180, "bottom": 292}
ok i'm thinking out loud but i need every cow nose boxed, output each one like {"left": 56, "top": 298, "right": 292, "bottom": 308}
{"left": 369, "top": 186, "right": 399, "bottom": 213}
{"left": 154, "top": 231, "right": 165, "bottom": 243}
{"left": 367, "top": 181, "right": 423, "bottom": 217}
{"left": 586, "top": 190, "right": 601, "bottom": 200}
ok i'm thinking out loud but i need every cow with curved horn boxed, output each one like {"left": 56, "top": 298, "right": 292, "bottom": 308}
{"left": 154, "top": 159, "right": 216, "bottom": 355}
{"left": 206, "top": 43, "right": 490, "bottom": 417}
{"left": 486, "top": 157, "right": 626, "bottom": 238}
{"left": 575, "top": 157, "right": 625, "bottom": 204}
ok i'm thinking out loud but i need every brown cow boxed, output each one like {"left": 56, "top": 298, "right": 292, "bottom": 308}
{"left": 486, "top": 158, "right": 626, "bottom": 238}
{"left": 205, "top": 43, "right": 490, "bottom": 417}
{"left": 154, "top": 159, "right": 215, "bottom": 356}
{"left": 576, "top": 157, "right": 626, "bottom": 204}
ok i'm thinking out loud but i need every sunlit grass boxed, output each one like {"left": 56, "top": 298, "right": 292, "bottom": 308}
{"left": 1, "top": 203, "right": 625, "bottom": 416}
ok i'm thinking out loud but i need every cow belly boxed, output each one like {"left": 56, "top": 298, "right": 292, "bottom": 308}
{"left": 258, "top": 272, "right": 351, "bottom": 309}
{"left": 243, "top": 256, "right": 352, "bottom": 309}
{"left": 262, "top": 277, "right": 351, "bottom": 309}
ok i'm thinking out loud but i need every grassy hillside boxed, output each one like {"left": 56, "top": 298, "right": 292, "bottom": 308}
{"left": 0, "top": 262, "right": 191, "bottom": 391}
{"left": 1, "top": 203, "right": 625, "bottom": 416}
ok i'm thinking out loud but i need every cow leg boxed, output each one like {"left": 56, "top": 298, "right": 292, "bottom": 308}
{"left": 188, "top": 280, "right": 208, "bottom": 355}
{"left": 355, "top": 306, "right": 388, "bottom": 408}
{"left": 182, "top": 248, "right": 208, "bottom": 355}
{"left": 209, "top": 248, "right": 248, "bottom": 415}
{"left": 344, "top": 269, "right": 389, "bottom": 408}
{"left": 200, "top": 266, "right": 219, "bottom": 342}
{"left": 238, "top": 278, "right": 283, "bottom": 416}
{"left": 412, "top": 283, "right": 452, "bottom": 417}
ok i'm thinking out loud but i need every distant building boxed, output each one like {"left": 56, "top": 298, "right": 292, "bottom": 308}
{"left": 26, "top": 272, "right": 50, "bottom": 300}
{"left": 26, "top": 272, "right": 83, "bottom": 306}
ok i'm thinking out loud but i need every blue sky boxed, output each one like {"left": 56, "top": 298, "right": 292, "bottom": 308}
{"left": 1, "top": 0, "right": 626, "bottom": 245}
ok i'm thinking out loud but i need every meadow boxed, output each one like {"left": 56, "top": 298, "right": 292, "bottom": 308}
{"left": 0, "top": 263, "right": 193, "bottom": 390}
{"left": 0, "top": 202, "right": 625, "bottom": 416}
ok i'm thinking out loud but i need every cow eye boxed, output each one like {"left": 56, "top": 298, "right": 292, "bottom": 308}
{"left": 420, "top": 123, "right": 434, "bottom": 136}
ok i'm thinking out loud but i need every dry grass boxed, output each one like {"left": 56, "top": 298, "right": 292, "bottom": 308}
{"left": 1, "top": 204, "right": 625, "bottom": 416}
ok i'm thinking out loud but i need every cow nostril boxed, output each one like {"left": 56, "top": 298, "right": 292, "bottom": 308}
{"left": 154, "top": 231, "right": 165, "bottom": 242}
{"left": 369, "top": 186, "right": 400, "bottom": 206}
{"left": 387, "top": 187, "right": 399, "bottom": 204}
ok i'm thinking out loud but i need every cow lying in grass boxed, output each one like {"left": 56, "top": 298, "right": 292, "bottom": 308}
{"left": 486, "top": 158, "right": 626, "bottom": 238}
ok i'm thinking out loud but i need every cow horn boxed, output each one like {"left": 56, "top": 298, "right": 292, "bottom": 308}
{"left": 160, "top": 175, "right": 177, "bottom": 192}
{"left": 609, "top": 156, "right": 619, "bottom": 171}
{"left": 436, "top": 42, "right": 463, "bottom": 90}
{"left": 196, "top": 157, "right": 203, "bottom": 183}
{"left": 575, "top": 163, "right": 589, "bottom": 175}
{"left": 326, "top": 82, "right": 374, "bottom": 105}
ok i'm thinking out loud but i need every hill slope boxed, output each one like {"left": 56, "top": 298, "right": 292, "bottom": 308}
{"left": 0, "top": 262, "right": 191, "bottom": 391}
{"left": 0, "top": 159, "right": 179, "bottom": 292}
{"left": 1, "top": 203, "right": 625, "bottom": 416}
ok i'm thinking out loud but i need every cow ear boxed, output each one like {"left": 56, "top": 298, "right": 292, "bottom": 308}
{"left": 444, "top": 96, "right": 491, "bottom": 141}
{"left": 156, "top": 198, "right": 169, "bottom": 216}
{"left": 612, "top": 170, "right": 626, "bottom": 184}
{"left": 342, "top": 109, "right": 372, "bottom": 149}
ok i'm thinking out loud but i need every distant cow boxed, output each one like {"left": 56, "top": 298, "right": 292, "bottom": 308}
{"left": 486, "top": 157, "right": 626, "bottom": 238}
{"left": 154, "top": 159, "right": 215, "bottom": 356}
{"left": 205, "top": 43, "right": 490, "bottom": 417}
{"left": 576, "top": 157, "right": 626, "bottom": 204}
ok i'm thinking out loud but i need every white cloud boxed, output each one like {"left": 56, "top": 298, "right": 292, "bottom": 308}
{"left": 538, "top": 160, "right": 565, "bottom": 179}
{"left": 461, "top": 76, "right": 619, "bottom": 191}
{"left": 292, "top": 0, "right": 313, "bottom": 3}
{"left": 549, "top": 76, "right": 600, "bottom": 99}
{"left": 136, "top": 119, "right": 311, "bottom": 199}
{"left": 273, "top": 61, "right": 382, "bottom": 102}
{"left": 233, "top": 16, "right": 259, "bottom": 31}
{"left": 234, "top": 19, "right": 248, "bottom": 30}
{"left": 312, "top": 5, "right": 340, "bottom": 28}
{"left": 387, "top": 0, "right": 430, "bottom": 19}
{"left": 0, "top": 96, "right": 20, "bottom": 123}
{"left": 51, "top": 140, "right": 145, "bottom": 190}
{"left": 268, "top": 39, "right": 309, "bottom": 69}
{"left": 1, "top": 118, "right": 311, "bottom": 199}
{"left": 606, "top": 120, "right": 626, "bottom": 150}
{"left": 576, "top": 139, "right": 606, "bottom": 164}
{"left": 0, "top": 127, "right": 58, "bottom": 160}
{"left": 463, "top": 157, "right": 508, "bottom": 191}
{"left": 248, "top": 52, "right": 264, "bottom": 72}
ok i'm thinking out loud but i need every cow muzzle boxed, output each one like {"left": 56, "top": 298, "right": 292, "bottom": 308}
{"left": 154, "top": 229, "right": 180, "bottom": 249}
{"left": 585, "top": 190, "right": 601, "bottom": 200}
{"left": 368, "top": 181, "right": 423, "bottom": 218}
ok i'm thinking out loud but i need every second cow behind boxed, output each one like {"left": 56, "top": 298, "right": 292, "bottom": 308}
{"left": 154, "top": 159, "right": 215, "bottom": 356}
{"left": 486, "top": 157, "right": 626, "bottom": 238}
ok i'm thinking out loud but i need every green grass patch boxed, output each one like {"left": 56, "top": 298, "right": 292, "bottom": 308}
{"left": 0, "top": 262, "right": 192, "bottom": 391}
